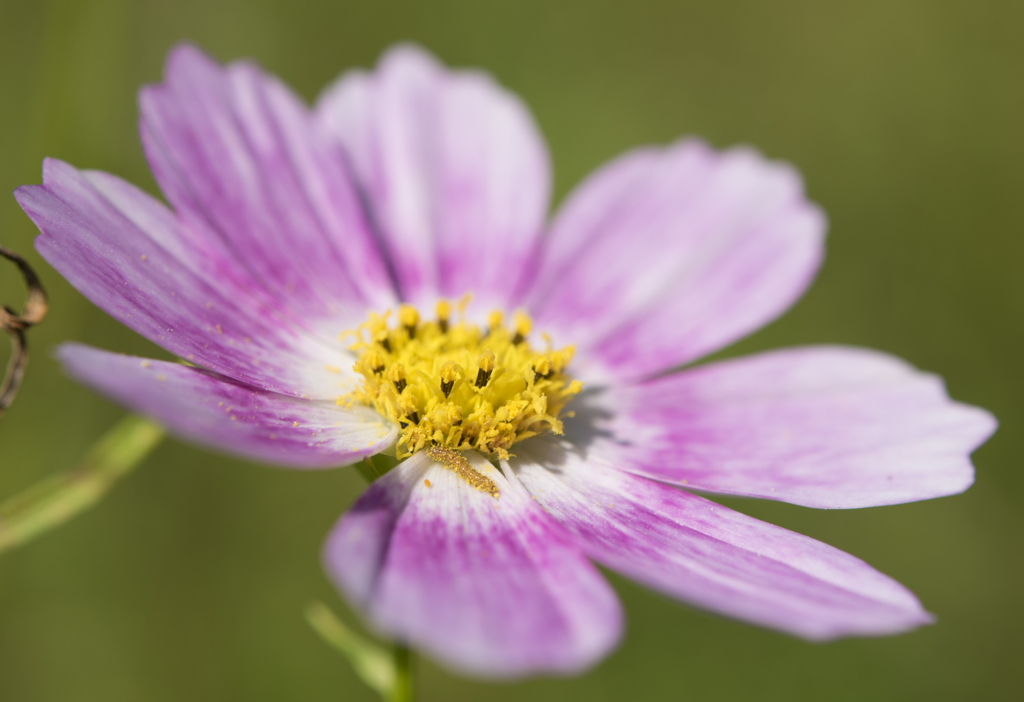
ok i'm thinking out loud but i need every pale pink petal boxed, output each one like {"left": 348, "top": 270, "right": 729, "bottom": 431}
{"left": 316, "top": 44, "right": 551, "bottom": 312}
{"left": 59, "top": 344, "right": 395, "bottom": 468}
{"left": 324, "top": 450, "right": 622, "bottom": 678}
{"left": 524, "top": 140, "right": 825, "bottom": 382}
{"left": 589, "top": 346, "right": 996, "bottom": 508}
{"left": 512, "top": 437, "right": 933, "bottom": 640}
{"left": 140, "top": 44, "right": 395, "bottom": 331}
{"left": 16, "top": 160, "right": 351, "bottom": 399}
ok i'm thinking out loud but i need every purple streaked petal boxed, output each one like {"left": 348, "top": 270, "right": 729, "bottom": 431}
{"left": 324, "top": 450, "right": 622, "bottom": 678}
{"left": 58, "top": 344, "right": 396, "bottom": 468}
{"left": 512, "top": 437, "right": 933, "bottom": 640}
{"left": 316, "top": 44, "right": 551, "bottom": 312}
{"left": 72, "top": 166, "right": 309, "bottom": 329}
{"left": 16, "top": 159, "right": 350, "bottom": 399}
{"left": 523, "top": 140, "right": 825, "bottom": 382}
{"left": 593, "top": 345, "right": 996, "bottom": 509}
{"left": 140, "top": 44, "right": 395, "bottom": 327}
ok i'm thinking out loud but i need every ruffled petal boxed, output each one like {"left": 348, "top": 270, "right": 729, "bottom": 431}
{"left": 324, "top": 450, "right": 622, "bottom": 678}
{"left": 592, "top": 346, "right": 996, "bottom": 508}
{"left": 512, "top": 437, "right": 933, "bottom": 640}
{"left": 140, "top": 44, "right": 395, "bottom": 328}
{"left": 16, "top": 159, "right": 350, "bottom": 399}
{"left": 58, "top": 344, "right": 395, "bottom": 468}
{"left": 524, "top": 140, "right": 825, "bottom": 382}
{"left": 316, "top": 44, "right": 551, "bottom": 312}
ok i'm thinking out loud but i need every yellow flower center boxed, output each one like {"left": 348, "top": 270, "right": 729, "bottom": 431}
{"left": 342, "top": 300, "right": 582, "bottom": 460}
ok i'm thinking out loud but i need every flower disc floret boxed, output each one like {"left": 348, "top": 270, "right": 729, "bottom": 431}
{"left": 344, "top": 302, "right": 582, "bottom": 459}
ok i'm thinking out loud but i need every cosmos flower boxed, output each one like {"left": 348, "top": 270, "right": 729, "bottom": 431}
{"left": 15, "top": 44, "right": 995, "bottom": 679}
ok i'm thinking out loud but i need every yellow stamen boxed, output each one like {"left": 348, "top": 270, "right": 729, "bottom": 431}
{"left": 398, "top": 394, "right": 419, "bottom": 424}
{"left": 343, "top": 302, "right": 581, "bottom": 460}
{"left": 435, "top": 300, "right": 451, "bottom": 332}
{"left": 440, "top": 361, "right": 459, "bottom": 397}
{"left": 366, "top": 349, "right": 385, "bottom": 374}
{"left": 512, "top": 311, "right": 532, "bottom": 344}
{"left": 398, "top": 304, "right": 419, "bottom": 336}
{"left": 475, "top": 349, "right": 496, "bottom": 388}
{"left": 389, "top": 363, "right": 407, "bottom": 393}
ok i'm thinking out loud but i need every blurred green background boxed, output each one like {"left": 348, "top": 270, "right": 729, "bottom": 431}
{"left": 1, "top": 0, "right": 1022, "bottom": 699}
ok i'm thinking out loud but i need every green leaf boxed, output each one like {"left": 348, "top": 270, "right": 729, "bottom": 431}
{"left": 0, "top": 414, "right": 164, "bottom": 554}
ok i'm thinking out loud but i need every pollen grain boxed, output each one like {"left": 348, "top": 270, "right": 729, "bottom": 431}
{"left": 426, "top": 446, "right": 499, "bottom": 498}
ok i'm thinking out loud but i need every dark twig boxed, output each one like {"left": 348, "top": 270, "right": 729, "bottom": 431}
{"left": 0, "top": 327, "right": 27, "bottom": 415}
{"left": 0, "top": 246, "right": 48, "bottom": 418}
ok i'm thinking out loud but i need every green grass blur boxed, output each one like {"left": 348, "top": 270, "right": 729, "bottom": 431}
{"left": 1, "top": 0, "right": 1022, "bottom": 699}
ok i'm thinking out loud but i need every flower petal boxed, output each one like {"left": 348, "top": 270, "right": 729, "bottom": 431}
{"left": 16, "top": 159, "right": 350, "bottom": 399}
{"left": 594, "top": 346, "right": 996, "bottom": 508}
{"left": 58, "top": 344, "right": 396, "bottom": 468}
{"left": 316, "top": 44, "right": 551, "bottom": 312}
{"left": 512, "top": 437, "right": 933, "bottom": 640}
{"left": 324, "top": 450, "right": 622, "bottom": 678}
{"left": 524, "top": 140, "right": 825, "bottom": 381}
{"left": 140, "top": 44, "right": 395, "bottom": 327}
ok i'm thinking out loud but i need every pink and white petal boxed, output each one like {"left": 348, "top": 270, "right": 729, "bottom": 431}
{"left": 524, "top": 140, "right": 825, "bottom": 382}
{"left": 140, "top": 44, "right": 395, "bottom": 330}
{"left": 324, "top": 450, "right": 622, "bottom": 678}
{"left": 65, "top": 164, "right": 314, "bottom": 337}
{"left": 58, "top": 344, "right": 395, "bottom": 468}
{"left": 16, "top": 160, "right": 351, "bottom": 399}
{"left": 512, "top": 437, "right": 933, "bottom": 640}
{"left": 316, "top": 45, "right": 551, "bottom": 312}
{"left": 80, "top": 168, "right": 240, "bottom": 288}
{"left": 595, "top": 346, "right": 996, "bottom": 509}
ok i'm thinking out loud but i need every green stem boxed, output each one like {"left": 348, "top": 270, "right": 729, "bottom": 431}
{"left": 0, "top": 414, "right": 164, "bottom": 555}
{"left": 389, "top": 645, "right": 413, "bottom": 702}
{"left": 306, "top": 601, "right": 414, "bottom": 700}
